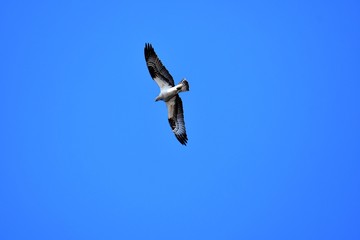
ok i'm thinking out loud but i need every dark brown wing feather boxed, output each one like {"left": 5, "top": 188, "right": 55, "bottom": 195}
{"left": 144, "top": 43, "right": 174, "bottom": 87}
{"left": 166, "top": 95, "right": 188, "bottom": 145}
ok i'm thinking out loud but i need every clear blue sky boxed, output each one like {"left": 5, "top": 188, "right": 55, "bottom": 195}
{"left": 1, "top": 0, "right": 359, "bottom": 239}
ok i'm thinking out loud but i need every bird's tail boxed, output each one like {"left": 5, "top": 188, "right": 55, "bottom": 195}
{"left": 179, "top": 78, "right": 189, "bottom": 92}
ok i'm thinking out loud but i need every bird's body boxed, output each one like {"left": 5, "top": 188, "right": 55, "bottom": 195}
{"left": 144, "top": 43, "right": 189, "bottom": 145}
{"left": 155, "top": 79, "right": 189, "bottom": 102}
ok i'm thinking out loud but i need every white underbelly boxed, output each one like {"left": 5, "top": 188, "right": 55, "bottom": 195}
{"left": 162, "top": 87, "right": 178, "bottom": 101}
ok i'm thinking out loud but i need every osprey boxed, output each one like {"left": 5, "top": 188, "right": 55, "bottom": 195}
{"left": 144, "top": 43, "right": 189, "bottom": 145}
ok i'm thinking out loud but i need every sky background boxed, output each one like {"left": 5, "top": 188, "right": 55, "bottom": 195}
{"left": 1, "top": 0, "right": 360, "bottom": 239}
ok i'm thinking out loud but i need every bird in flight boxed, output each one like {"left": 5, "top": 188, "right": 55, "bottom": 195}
{"left": 144, "top": 43, "right": 189, "bottom": 145}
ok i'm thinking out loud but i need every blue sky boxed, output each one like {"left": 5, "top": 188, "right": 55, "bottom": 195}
{"left": 1, "top": 0, "right": 360, "bottom": 239}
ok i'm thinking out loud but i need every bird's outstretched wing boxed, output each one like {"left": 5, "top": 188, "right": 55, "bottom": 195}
{"left": 166, "top": 95, "right": 188, "bottom": 145}
{"left": 144, "top": 43, "right": 174, "bottom": 89}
